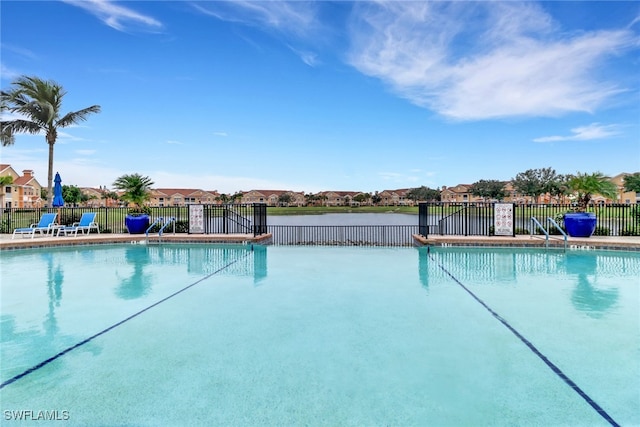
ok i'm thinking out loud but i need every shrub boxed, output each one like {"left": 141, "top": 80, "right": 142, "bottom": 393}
{"left": 593, "top": 226, "right": 610, "bottom": 236}
{"left": 621, "top": 227, "right": 640, "bottom": 236}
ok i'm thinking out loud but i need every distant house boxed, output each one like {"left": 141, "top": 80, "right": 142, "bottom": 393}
{"left": 241, "top": 190, "right": 305, "bottom": 206}
{"left": 440, "top": 184, "right": 473, "bottom": 203}
{"left": 378, "top": 189, "right": 414, "bottom": 206}
{"left": 317, "top": 191, "right": 362, "bottom": 206}
{"left": 150, "top": 189, "right": 219, "bottom": 207}
{"left": 610, "top": 172, "right": 640, "bottom": 204}
{"left": 0, "top": 165, "right": 43, "bottom": 208}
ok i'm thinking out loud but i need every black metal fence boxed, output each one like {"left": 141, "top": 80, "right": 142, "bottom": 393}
{"left": 1, "top": 204, "right": 268, "bottom": 236}
{"left": 267, "top": 225, "right": 419, "bottom": 246}
{"left": 419, "top": 202, "right": 639, "bottom": 237}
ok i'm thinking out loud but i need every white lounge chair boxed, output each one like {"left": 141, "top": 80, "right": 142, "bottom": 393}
{"left": 12, "top": 213, "right": 59, "bottom": 239}
{"left": 57, "top": 212, "right": 100, "bottom": 237}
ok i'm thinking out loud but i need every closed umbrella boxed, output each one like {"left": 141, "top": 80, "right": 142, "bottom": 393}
{"left": 52, "top": 172, "right": 65, "bottom": 219}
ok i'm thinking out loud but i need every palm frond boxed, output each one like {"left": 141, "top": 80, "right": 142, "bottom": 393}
{"left": 57, "top": 105, "right": 102, "bottom": 127}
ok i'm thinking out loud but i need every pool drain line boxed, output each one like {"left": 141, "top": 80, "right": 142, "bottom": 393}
{"left": 428, "top": 253, "right": 620, "bottom": 427}
{"left": 1, "top": 252, "right": 252, "bottom": 390}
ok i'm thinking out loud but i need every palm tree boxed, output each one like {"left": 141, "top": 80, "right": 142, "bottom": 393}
{"left": 1, "top": 76, "right": 101, "bottom": 207}
{"left": 112, "top": 173, "right": 154, "bottom": 213}
{"left": 568, "top": 172, "right": 618, "bottom": 211}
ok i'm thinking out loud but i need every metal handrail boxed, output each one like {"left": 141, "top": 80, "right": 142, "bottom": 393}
{"left": 530, "top": 217, "right": 550, "bottom": 248}
{"left": 158, "top": 217, "right": 176, "bottom": 237}
{"left": 145, "top": 217, "right": 164, "bottom": 237}
{"left": 546, "top": 217, "right": 567, "bottom": 251}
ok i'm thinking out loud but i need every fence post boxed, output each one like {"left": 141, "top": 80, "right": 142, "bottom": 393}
{"left": 418, "top": 203, "right": 428, "bottom": 237}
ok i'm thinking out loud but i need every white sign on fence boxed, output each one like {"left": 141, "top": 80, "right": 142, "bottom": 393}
{"left": 494, "top": 203, "right": 514, "bottom": 236}
{"left": 188, "top": 204, "right": 204, "bottom": 234}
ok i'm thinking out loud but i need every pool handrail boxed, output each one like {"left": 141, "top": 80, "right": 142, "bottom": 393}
{"left": 145, "top": 217, "right": 177, "bottom": 243}
{"left": 158, "top": 217, "right": 176, "bottom": 237}
{"left": 546, "top": 217, "right": 567, "bottom": 251}
{"left": 145, "top": 217, "right": 164, "bottom": 238}
{"left": 530, "top": 217, "right": 550, "bottom": 247}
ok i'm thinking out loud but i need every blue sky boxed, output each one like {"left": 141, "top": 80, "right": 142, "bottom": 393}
{"left": 1, "top": 1, "right": 639, "bottom": 194}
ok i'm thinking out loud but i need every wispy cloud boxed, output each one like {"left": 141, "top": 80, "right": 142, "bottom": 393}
{"left": 533, "top": 123, "right": 622, "bottom": 142}
{"left": 62, "top": 0, "right": 162, "bottom": 32}
{"left": 213, "top": 132, "right": 228, "bottom": 137}
{"left": 166, "top": 140, "right": 182, "bottom": 145}
{"left": 191, "top": 1, "right": 319, "bottom": 37}
{"left": 347, "top": 1, "right": 638, "bottom": 120}
{"left": 192, "top": 1, "right": 322, "bottom": 65}
{"left": 287, "top": 45, "right": 320, "bottom": 67}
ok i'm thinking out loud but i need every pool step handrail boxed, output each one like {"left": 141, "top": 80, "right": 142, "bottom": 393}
{"left": 158, "top": 217, "right": 176, "bottom": 237}
{"left": 145, "top": 217, "right": 176, "bottom": 243}
{"left": 530, "top": 217, "right": 550, "bottom": 247}
{"left": 546, "top": 217, "right": 567, "bottom": 251}
{"left": 530, "top": 217, "right": 567, "bottom": 251}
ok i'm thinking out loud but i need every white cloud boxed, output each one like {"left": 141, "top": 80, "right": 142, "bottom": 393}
{"left": 533, "top": 123, "right": 622, "bottom": 142}
{"left": 62, "top": 0, "right": 162, "bottom": 32}
{"left": 347, "top": 1, "right": 638, "bottom": 120}
{"left": 191, "top": 1, "right": 319, "bottom": 38}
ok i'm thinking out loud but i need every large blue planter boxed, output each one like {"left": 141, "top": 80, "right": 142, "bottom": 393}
{"left": 564, "top": 212, "right": 597, "bottom": 237}
{"left": 125, "top": 214, "right": 150, "bottom": 234}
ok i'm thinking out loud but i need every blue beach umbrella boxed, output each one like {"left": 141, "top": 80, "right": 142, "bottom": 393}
{"left": 52, "top": 172, "right": 65, "bottom": 208}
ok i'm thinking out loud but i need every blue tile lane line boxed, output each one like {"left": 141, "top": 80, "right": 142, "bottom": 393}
{"left": 0, "top": 252, "right": 252, "bottom": 390}
{"left": 428, "top": 252, "right": 620, "bottom": 427}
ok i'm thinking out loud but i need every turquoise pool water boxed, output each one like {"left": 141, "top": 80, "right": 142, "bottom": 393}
{"left": 1, "top": 244, "right": 638, "bottom": 426}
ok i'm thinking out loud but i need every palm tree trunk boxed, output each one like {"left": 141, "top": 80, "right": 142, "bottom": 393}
{"left": 47, "top": 139, "right": 54, "bottom": 208}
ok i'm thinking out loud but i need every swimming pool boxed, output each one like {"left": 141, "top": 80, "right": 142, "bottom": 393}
{"left": 1, "top": 244, "right": 638, "bottom": 426}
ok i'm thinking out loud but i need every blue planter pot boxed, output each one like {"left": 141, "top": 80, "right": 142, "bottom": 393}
{"left": 125, "top": 214, "right": 150, "bottom": 234}
{"left": 564, "top": 212, "right": 597, "bottom": 237}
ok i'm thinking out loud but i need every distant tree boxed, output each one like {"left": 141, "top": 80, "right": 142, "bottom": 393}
{"left": 406, "top": 186, "right": 441, "bottom": 202}
{"left": 568, "top": 172, "right": 618, "bottom": 211}
{"left": 216, "top": 194, "right": 230, "bottom": 204}
{"left": 278, "top": 193, "right": 293, "bottom": 206}
{"left": 623, "top": 173, "right": 640, "bottom": 193}
{"left": 1, "top": 76, "right": 101, "bottom": 207}
{"left": 469, "top": 180, "right": 506, "bottom": 201}
{"left": 304, "top": 193, "right": 316, "bottom": 206}
{"left": 371, "top": 192, "right": 382, "bottom": 205}
{"left": 511, "top": 168, "right": 563, "bottom": 203}
{"left": 62, "top": 185, "right": 88, "bottom": 205}
{"left": 230, "top": 191, "right": 244, "bottom": 203}
{"left": 101, "top": 189, "right": 119, "bottom": 206}
{"left": 353, "top": 193, "right": 371, "bottom": 205}
{"left": 112, "top": 173, "right": 154, "bottom": 213}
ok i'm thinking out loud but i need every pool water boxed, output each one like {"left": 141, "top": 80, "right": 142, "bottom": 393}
{"left": 1, "top": 244, "right": 638, "bottom": 426}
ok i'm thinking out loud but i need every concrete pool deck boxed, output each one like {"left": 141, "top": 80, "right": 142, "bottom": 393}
{"left": 1, "top": 232, "right": 640, "bottom": 251}
{"left": 0, "top": 232, "right": 273, "bottom": 250}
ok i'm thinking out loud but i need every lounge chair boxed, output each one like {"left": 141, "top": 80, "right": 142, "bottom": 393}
{"left": 57, "top": 212, "right": 100, "bottom": 237}
{"left": 12, "top": 213, "right": 59, "bottom": 239}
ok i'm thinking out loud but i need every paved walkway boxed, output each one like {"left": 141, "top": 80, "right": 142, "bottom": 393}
{"left": 2, "top": 232, "right": 640, "bottom": 251}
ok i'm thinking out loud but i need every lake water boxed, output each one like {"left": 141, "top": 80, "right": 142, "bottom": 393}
{"left": 268, "top": 213, "right": 417, "bottom": 226}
